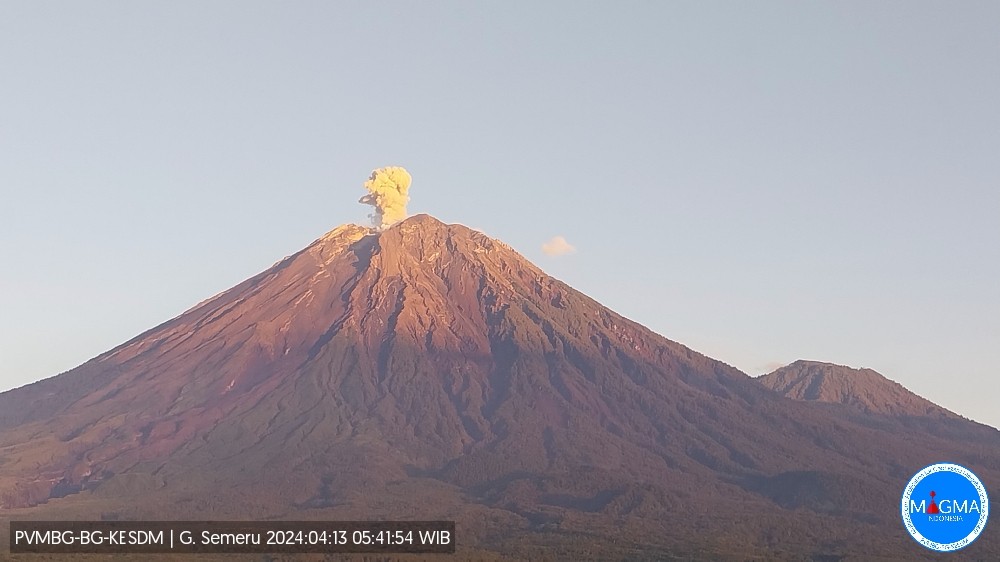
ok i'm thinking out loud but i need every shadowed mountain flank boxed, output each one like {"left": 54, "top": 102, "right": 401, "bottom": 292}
{"left": 1, "top": 215, "right": 998, "bottom": 560}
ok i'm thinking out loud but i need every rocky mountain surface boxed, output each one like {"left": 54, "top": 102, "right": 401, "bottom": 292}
{"left": 758, "top": 360, "right": 956, "bottom": 418}
{"left": 1, "top": 215, "right": 998, "bottom": 560}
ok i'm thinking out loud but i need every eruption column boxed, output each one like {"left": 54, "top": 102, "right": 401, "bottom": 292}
{"left": 359, "top": 166, "right": 412, "bottom": 230}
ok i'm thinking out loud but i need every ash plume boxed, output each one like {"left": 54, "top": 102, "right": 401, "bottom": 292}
{"left": 359, "top": 166, "right": 412, "bottom": 230}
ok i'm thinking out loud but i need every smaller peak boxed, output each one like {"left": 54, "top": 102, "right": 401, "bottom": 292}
{"left": 785, "top": 360, "right": 883, "bottom": 378}
{"left": 772, "top": 360, "right": 872, "bottom": 376}
{"left": 789, "top": 359, "right": 841, "bottom": 368}
{"left": 759, "top": 360, "right": 957, "bottom": 418}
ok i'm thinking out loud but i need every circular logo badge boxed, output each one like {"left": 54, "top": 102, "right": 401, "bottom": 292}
{"left": 901, "top": 462, "right": 989, "bottom": 552}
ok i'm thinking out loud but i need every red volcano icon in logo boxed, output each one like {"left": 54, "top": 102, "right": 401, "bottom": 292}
{"left": 927, "top": 490, "right": 940, "bottom": 514}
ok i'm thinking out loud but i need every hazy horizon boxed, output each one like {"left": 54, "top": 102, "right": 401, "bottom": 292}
{"left": 2, "top": 2, "right": 998, "bottom": 427}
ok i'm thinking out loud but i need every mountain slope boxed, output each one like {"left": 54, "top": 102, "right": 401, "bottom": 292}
{"left": 1, "top": 215, "right": 998, "bottom": 560}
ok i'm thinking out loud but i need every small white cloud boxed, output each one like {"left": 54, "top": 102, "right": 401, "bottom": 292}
{"left": 541, "top": 236, "right": 576, "bottom": 256}
{"left": 759, "top": 361, "right": 787, "bottom": 374}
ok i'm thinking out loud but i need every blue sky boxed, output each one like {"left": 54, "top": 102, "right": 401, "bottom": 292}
{"left": 1, "top": 2, "right": 998, "bottom": 427}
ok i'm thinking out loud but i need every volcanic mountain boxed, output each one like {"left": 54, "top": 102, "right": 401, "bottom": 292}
{"left": 1, "top": 215, "right": 998, "bottom": 560}
{"left": 758, "top": 360, "right": 957, "bottom": 418}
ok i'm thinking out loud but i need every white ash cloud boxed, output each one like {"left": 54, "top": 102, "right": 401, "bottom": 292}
{"left": 359, "top": 166, "right": 412, "bottom": 230}
{"left": 541, "top": 236, "right": 576, "bottom": 256}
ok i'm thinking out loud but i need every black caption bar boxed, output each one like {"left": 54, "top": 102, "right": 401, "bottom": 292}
{"left": 10, "top": 520, "right": 455, "bottom": 554}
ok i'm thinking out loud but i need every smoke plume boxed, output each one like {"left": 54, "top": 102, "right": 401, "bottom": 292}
{"left": 359, "top": 166, "right": 412, "bottom": 230}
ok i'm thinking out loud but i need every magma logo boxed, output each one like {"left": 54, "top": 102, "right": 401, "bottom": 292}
{"left": 901, "top": 463, "right": 989, "bottom": 552}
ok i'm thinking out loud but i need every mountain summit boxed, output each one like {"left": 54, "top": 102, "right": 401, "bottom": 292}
{"left": 758, "top": 360, "right": 957, "bottom": 418}
{"left": 1, "top": 215, "right": 998, "bottom": 559}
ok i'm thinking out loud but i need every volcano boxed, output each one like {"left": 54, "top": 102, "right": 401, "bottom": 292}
{"left": 758, "top": 360, "right": 957, "bottom": 418}
{"left": 1, "top": 215, "right": 998, "bottom": 560}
